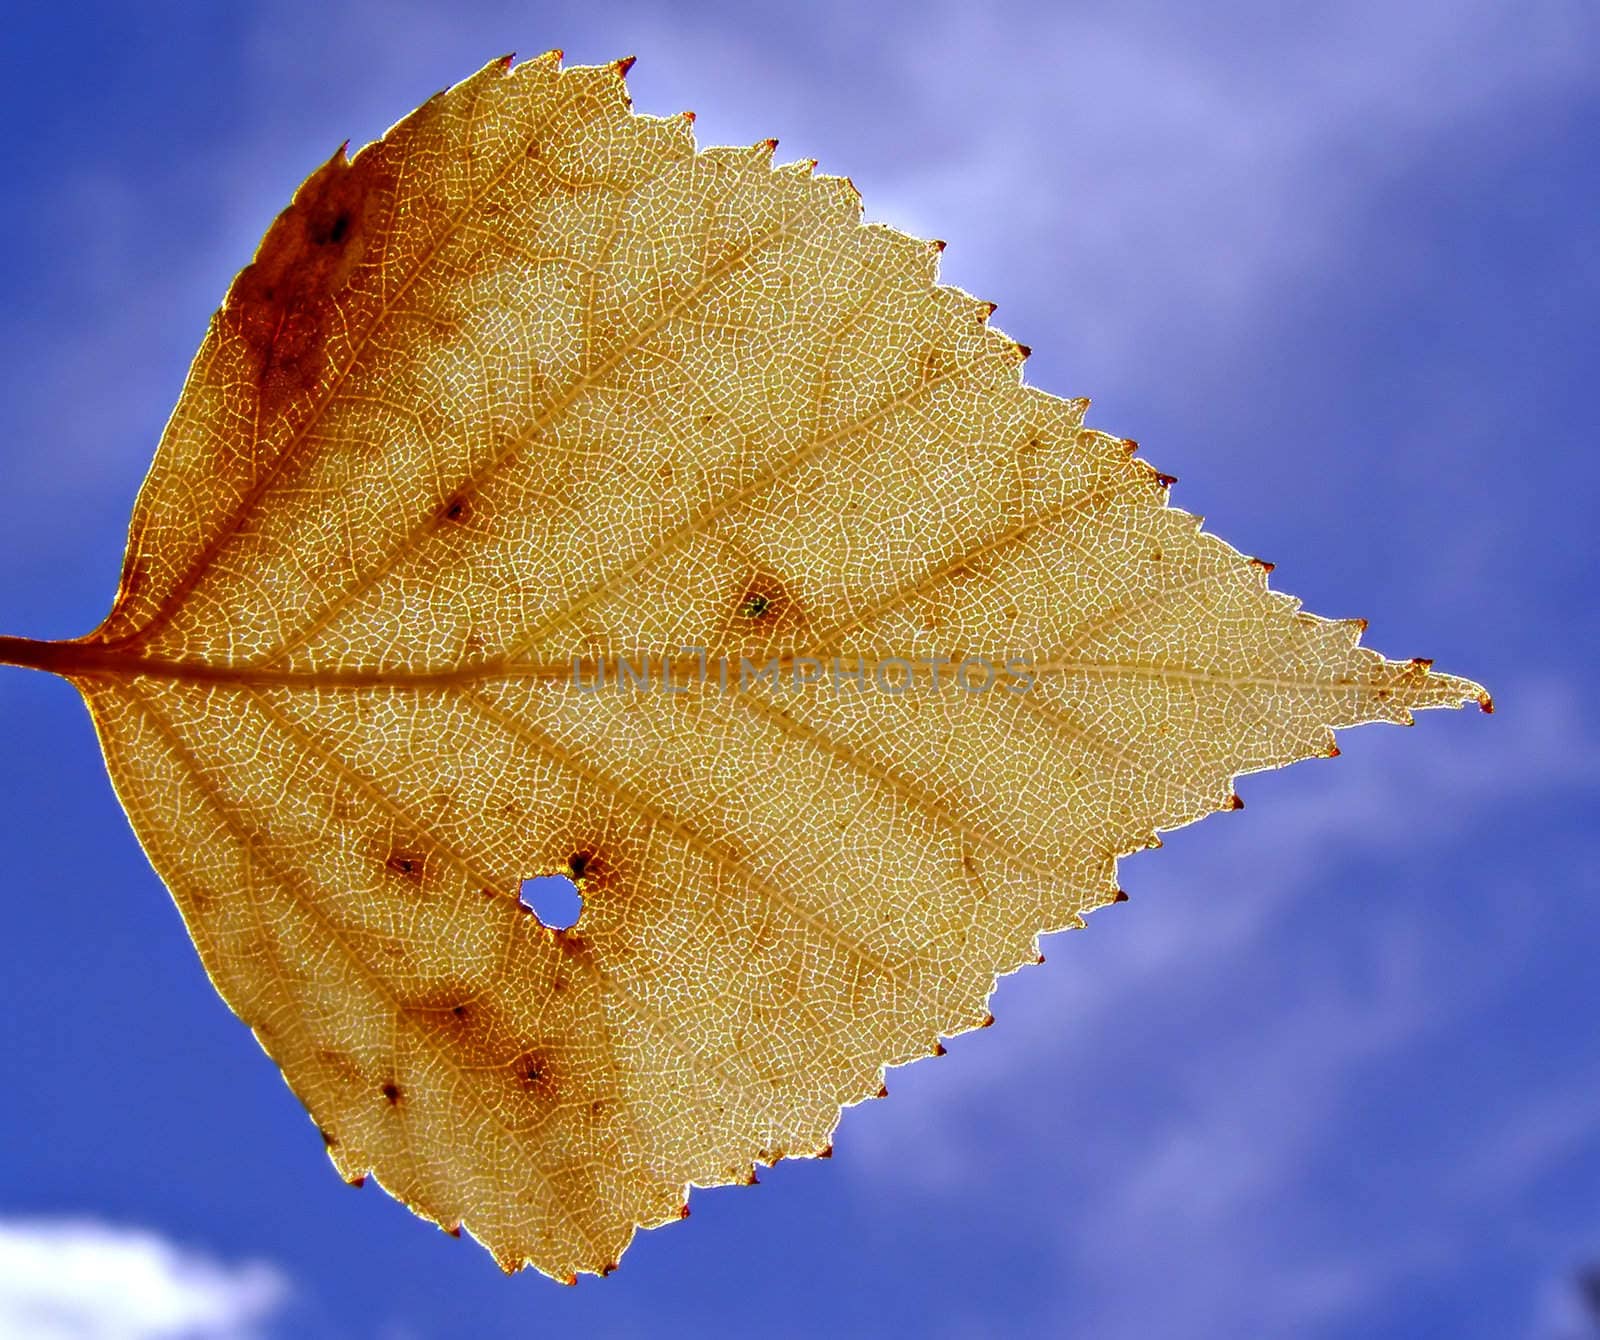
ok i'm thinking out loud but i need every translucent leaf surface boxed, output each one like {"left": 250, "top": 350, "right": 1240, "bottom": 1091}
{"left": 0, "top": 52, "right": 1489, "bottom": 1280}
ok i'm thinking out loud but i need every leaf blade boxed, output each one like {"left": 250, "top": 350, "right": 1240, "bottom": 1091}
{"left": 45, "top": 52, "right": 1488, "bottom": 1279}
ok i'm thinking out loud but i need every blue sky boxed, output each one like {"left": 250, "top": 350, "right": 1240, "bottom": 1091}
{"left": 0, "top": 2, "right": 1595, "bottom": 1336}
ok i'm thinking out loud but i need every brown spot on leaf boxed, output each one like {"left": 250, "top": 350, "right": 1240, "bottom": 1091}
{"left": 382, "top": 1082, "right": 402, "bottom": 1105}
{"left": 224, "top": 145, "right": 394, "bottom": 416}
{"left": 385, "top": 849, "right": 427, "bottom": 884}
{"left": 731, "top": 566, "right": 809, "bottom": 650}
{"left": 437, "top": 493, "right": 473, "bottom": 526}
{"left": 552, "top": 928, "right": 590, "bottom": 959}
{"left": 316, "top": 1048, "right": 364, "bottom": 1085}
{"left": 514, "top": 1050, "right": 560, "bottom": 1101}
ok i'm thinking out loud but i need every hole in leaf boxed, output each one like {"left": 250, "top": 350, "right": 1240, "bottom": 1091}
{"left": 519, "top": 874, "right": 582, "bottom": 930}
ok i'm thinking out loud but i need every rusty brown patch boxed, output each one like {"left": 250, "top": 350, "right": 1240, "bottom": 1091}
{"left": 728, "top": 565, "right": 809, "bottom": 655}
{"left": 223, "top": 143, "right": 395, "bottom": 416}
{"left": 551, "top": 928, "right": 590, "bottom": 959}
{"left": 385, "top": 848, "right": 428, "bottom": 885}
{"left": 434, "top": 492, "right": 474, "bottom": 527}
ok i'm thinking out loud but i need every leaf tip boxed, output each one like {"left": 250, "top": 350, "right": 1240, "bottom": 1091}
{"left": 1478, "top": 690, "right": 1495, "bottom": 715}
{"left": 614, "top": 54, "right": 637, "bottom": 78}
{"left": 1112, "top": 888, "right": 1130, "bottom": 903}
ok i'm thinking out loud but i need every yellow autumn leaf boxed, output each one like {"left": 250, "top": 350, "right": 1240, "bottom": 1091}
{"left": 0, "top": 51, "right": 1489, "bottom": 1281}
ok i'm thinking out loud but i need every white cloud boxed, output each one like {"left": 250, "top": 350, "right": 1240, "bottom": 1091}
{"left": 0, "top": 1218, "right": 289, "bottom": 1340}
{"left": 853, "top": 0, "right": 1599, "bottom": 376}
